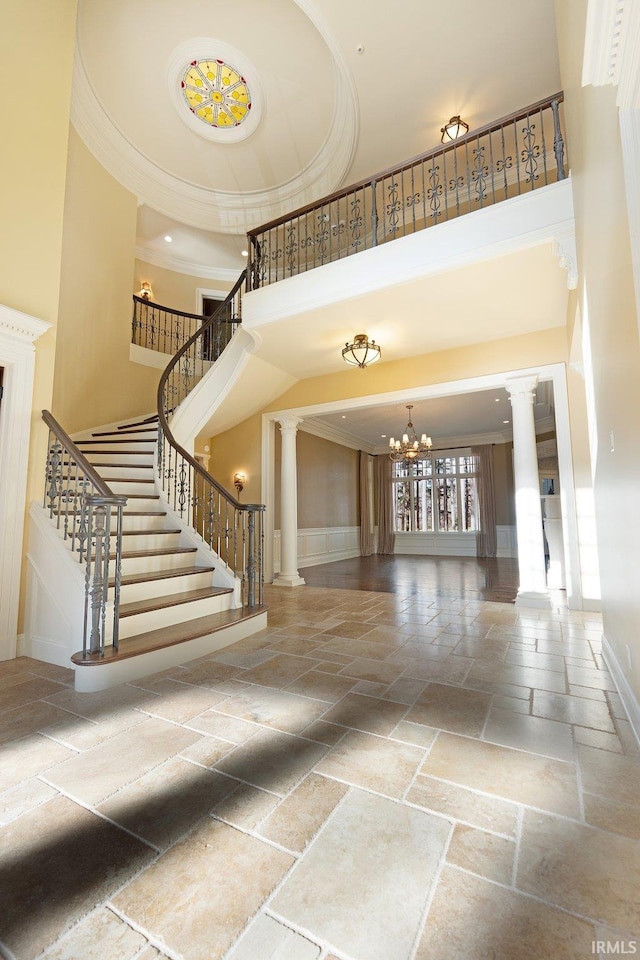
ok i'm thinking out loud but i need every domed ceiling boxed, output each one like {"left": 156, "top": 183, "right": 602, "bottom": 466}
{"left": 72, "top": 0, "right": 562, "bottom": 268}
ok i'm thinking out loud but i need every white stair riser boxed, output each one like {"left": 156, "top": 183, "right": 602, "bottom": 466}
{"left": 117, "top": 498, "right": 161, "bottom": 510}
{"left": 87, "top": 456, "right": 154, "bottom": 469}
{"left": 110, "top": 552, "right": 198, "bottom": 577}
{"left": 116, "top": 593, "right": 231, "bottom": 639}
{"left": 118, "top": 514, "right": 171, "bottom": 531}
{"left": 106, "top": 480, "right": 157, "bottom": 493}
{"left": 78, "top": 442, "right": 157, "bottom": 455}
{"left": 89, "top": 466, "right": 155, "bottom": 480}
{"left": 114, "top": 570, "right": 215, "bottom": 603}
{"left": 113, "top": 531, "right": 181, "bottom": 551}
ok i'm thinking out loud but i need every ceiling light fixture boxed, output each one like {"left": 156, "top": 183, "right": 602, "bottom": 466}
{"left": 342, "top": 334, "right": 381, "bottom": 369}
{"left": 440, "top": 115, "right": 469, "bottom": 143}
{"left": 389, "top": 405, "right": 432, "bottom": 463}
{"left": 241, "top": 249, "right": 248, "bottom": 257}
{"left": 164, "top": 235, "right": 173, "bottom": 243}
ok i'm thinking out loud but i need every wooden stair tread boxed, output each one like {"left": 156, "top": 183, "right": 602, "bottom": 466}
{"left": 125, "top": 493, "right": 160, "bottom": 499}
{"left": 119, "top": 586, "right": 233, "bottom": 617}
{"left": 88, "top": 462, "right": 154, "bottom": 469}
{"left": 117, "top": 417, "right": 158, "bottom": 430}
{"left": 84, "top": 450, "right": 154, "bottom": 456}
{"left": 114, "top": 528, "right": 180, "bottom": 537}
{"left": 71, "top": 605, "right": 266, "bottom": 665}
{"left": 92, "top": 428, "right": 157, "bottom": 437}
{"left": 77, "top": 438, "right": 154, "bottom": 445}
{"left": 112, "top": 564, "right": 215, "bottom": 587}
{"left": 110, "top": 546, "right": 197, "bottom": 560}
{"left": 99, "top": 477, "right": 155, "bottom": 484}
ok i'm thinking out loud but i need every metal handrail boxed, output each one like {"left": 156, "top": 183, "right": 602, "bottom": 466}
{"left": 156, "top": 269, "right": 264, "bottom": 608}
{"left": 42, "top": 409, "right": 127, "bottom": 657}
{"left": 247, "top": 92, "right": 567, "bottom": 288}
{"left": 132, "top": 294, "right": 237, "bottom": 355}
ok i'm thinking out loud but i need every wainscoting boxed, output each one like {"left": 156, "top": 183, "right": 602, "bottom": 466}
{"left": 273, "top": 526, "right": 361, "bottom": 570}
{"left": 496, "top": 524, "right": 518, "bottom": 558}
{"left": 393, "top": 532, "right": 477, "bottom": 557}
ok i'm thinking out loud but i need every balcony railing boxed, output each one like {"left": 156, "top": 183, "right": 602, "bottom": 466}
{"left": 132, "top": 296, "right": 209, "bottom": 355}
{"left": 247, "top": 92, "right": 566, "bottom": 289}
{"left": 156, "top": 270, "right": 264, "bottom": 607}
{"left": 42, "top": 410, "right": 126, "bottom": 658}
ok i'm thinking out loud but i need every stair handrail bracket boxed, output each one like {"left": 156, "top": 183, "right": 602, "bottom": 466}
{"left": 156, "top": 269, "right": 265, "bottom": 609}
{"left": 247, "top": 92, "right": 567, "bottom": 289}
{"left": 42, "top": 410, "right": 127, "bottom": 658}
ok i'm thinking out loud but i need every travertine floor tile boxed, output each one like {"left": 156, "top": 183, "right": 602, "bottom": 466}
{"left": 215, "top": 727, "right": 328, "bottom": 796}
{"left": 38, "top": 907, "right": 147, "bottom": 960}
{"left": 284, "top": 669, "right": 357, "bottom": 702}
{"left": 184, "top": 711, "right": 262, "bottom": 743}
{"left": 45, "top": 717, "right": 198, "bottom": 805}
{"left": 315, "top": 729, "right": 425, "bottom": 798}
{"left": 337, "top": 657, "right": 406, "bottom": 684}
{"left": 584, "top": 792, "right": 640, "bottom": 839}
{"left": 135, "top": 679, "right": 227, "bottom": 722}
{"left": 98, "top": 755, "right": 237, "bottom": 849}
{"left": 483, "top": 707, "right": 574, "bottom": 761}
{"left": 177, "top": 659, "right": 240, "bottom": 686}
{"left": 271, "top": 789, "right": 450, "bottom": 960}
{"left": 518, "top": 809, "right": 640, "bottom": 931}
{"left": 406, "top": 683, "right": 492, "bottom": 737}
{"left": 240, "top": 654, "right": 321, "bottom": 688}
{"left": 467, "top": 659, "right": 566, "bottom": 693}
{"left": 213, "top": 782, "right": 281, "bottom": 830}
{"left": 400, "top": 656, "right": 473, "bottom": 685}
{"left": 43, "top": 683, "right": 155, "bottom": 722}
{"left": 318, "top": 636, "right": 398, "bottom": 661}
{"left": 0, "top": 795, "right": 154, "bottom": 960}
{"left": 0, "top": 677, "right": 67, "bottom": 714}
{"left": 416, "top": 866, "right": 595, "bottom": 959}
{"left": 446, "top": 823, "right": 515, "bottom": 884}
{"left": 320, "top": 692, "right": 408, "bottom": 737}
{"left": 532, "top": 689, "right": 615, "bottom": 731}
{"left": 574, "top": 726, "right": 623, "bottom": 753}
{"left": 577, "top": 743, "right": 640, "bottom": 807}
{"left": 0, "top": 777, "right": 58, "bottom": 824}
{"left": 112, "top": 819, "right": 294, "bottom": 960}
{"left": 391, "top": 720, "right": 438, "bottom": 748}
{"left": 422, "top": 732, "right": 580, "bottom": 816}
{"left": 1, "top": 733, "right": 76, "bottom": 791}
{"left": 406, "top": 774, "right": 518, "bottom": 836}
{"left": 258, "top": 772, "right": 347, "bottom": 853}
{"left": 214, "top": 684, "right": 328, "bottom": 734}
{"left": 227, "top": 914, "right": 321, "bottom": 959}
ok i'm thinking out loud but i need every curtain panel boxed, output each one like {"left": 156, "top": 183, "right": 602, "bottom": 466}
{"left": 374, "top": 455, "right": 395, "bottom": 555}
{"left": 359, "top": 452, "right": 374, "bottom": 556}
{"left": 472, "top": 444, "right": 497, "bottom": 558}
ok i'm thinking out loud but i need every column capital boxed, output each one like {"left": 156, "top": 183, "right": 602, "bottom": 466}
{"left": 276, "top": 416, "right": 303, "bottom": 437}
{"left": 505, "top": 375, "right": 539, "bottom": 405}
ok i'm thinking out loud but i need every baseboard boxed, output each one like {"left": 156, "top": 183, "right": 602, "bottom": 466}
{"left": 15, "top": 633, "right": 25, "bottom": 657}
{"left": 602, "top": 633, "right": 640, "bottom": 750}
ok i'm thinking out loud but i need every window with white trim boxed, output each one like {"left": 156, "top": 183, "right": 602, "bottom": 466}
{"left": 392, "top": 451, "right": 478, "bottom": 533}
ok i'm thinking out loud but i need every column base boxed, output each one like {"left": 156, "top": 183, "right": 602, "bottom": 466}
{"left": 272, "top": 573, "right": 306, "bottom": 588}
{"left": 515, "top": 589, "right": 552, "bottom": 609}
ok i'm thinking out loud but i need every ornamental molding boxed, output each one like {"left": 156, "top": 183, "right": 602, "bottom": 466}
{"left": 552, "top": 228, "right": 578, "bottom": 289}
{"left": 505, "top": 375, "right": 539, "bottom": 405}
{"left": 0, "top": 304, "right": 51, "bottom": 345}
{"left": 583, "top": 0, "right": 640, "bottom": 109}
{"left": 71, "top": 8, "right": 358, "bottom": 234}
{"left": 135, "top": 241, "right": 242, "bottom": 282}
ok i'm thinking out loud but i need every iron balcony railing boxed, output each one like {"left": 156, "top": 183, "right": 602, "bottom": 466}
{"left": 156, "top": 269, "right": 265, "bottom": 608}
{"left": 42, "top": 410, "right": 126, "bottom": 658}
{"left": 132, "top": 295, "right": 209, "bottom": 355}
{"left": 247, "top": 92, "right": 567, "bottom": 289}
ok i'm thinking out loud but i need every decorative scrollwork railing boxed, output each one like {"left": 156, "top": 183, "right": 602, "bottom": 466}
{"left": 247, "top": 92, "right": 567, "bottom": 289}
{"left": 132, "top": 295, "right": 208, "bottom": 355}
{"left": 156, "top": 269, "right": 264, "bottom": 607}
{"left": 42, "top": 410, "right": 126, "bottom": 657}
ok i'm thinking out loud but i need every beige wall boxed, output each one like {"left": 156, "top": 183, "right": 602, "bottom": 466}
{"left": 208, "top": 413, "right": 263, "bottom": 505}
{"left": 134, "top": 260, "right": 233, "bottom": 316}
{"left": 493, "top": 443, "right": 515, "bottom": 526}
{"left": 0, "top": 2, "right": 78, "bottom": 636}
{"left": 295, "top": 432, "right": 359, "bottom": 529}
{"left": 53, "top": 129, "right": 160, "bottom": 432}
{"left": 556, "top": 0, "right": 640, "bottom": 696}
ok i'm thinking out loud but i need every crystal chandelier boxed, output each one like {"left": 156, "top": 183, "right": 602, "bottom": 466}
{"left": 389, "top": 405, "right": 433, "bottom": 463}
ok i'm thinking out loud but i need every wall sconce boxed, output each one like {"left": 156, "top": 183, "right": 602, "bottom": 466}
{"left": 137, "top": 281, "right": 154, "bottom": 300}
{"left": 440, "top": 115, "right": 469, "bottom": 143}
{"left": 342, "top": 334, "right": 381, "bottom": 368}
{"left": 234, "top": 472, "right": 246, "bottom": 496}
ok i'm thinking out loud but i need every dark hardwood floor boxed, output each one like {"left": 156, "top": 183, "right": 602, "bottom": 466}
{"left": 300, "top": 555, "right": 519, "bottom": 603}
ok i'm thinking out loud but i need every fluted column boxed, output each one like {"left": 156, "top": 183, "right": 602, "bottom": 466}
{"left": 274, "top": 417, "right": 305, "bottom": 588}
{"left": 506, "top": 376, "right": 550, "bottom": 607}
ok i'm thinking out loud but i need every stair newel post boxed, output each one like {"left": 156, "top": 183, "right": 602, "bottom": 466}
{"left": 111, "top": 499, "right": 125, "bottom": 653}
{"left": 85, "top": 499, "right": 108, "bottom": 655}
{"left": 551, "top": 98, "right": 566, "bottom": 181}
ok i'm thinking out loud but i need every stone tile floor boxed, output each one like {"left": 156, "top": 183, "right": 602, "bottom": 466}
{"left": 1, "top": 585, "right": 639, "bottom": 960}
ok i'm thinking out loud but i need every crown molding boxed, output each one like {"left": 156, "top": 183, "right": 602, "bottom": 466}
{"left": 0, "top": 304, "right": 51, "bottom": 344}
{"left": 583, "top": 0, "right": 626, "bottom": 88}
{"left": 135, "top": 242, "right": 242, "bottom": 281}
{"left": 300, "top": 417, "right": 376, "bottom": 454}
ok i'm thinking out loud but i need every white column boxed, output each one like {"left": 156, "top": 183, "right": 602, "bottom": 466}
{"left": 506, "top": 376, "right": 550, "bottom": 608}
{"left": 273, "top": 417, "right": 305, "bottom": 588}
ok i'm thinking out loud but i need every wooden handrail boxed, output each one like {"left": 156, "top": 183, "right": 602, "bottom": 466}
{"left": 42, "top": 409, "right": 126, "bottom": 504}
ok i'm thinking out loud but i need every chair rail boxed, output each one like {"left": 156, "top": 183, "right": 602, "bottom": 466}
{"left": 156, "top": 269, "right": 265, "bottom": 608}
{"left": 42, "top": 410, "right": 127, "bottom": 657}
{"left": 247, "top": 92, "right": 567, "bottom": 289}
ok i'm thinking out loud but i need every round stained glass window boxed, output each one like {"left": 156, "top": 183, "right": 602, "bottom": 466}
{"left": 181, "top": 59, "right": 251, "bottom": 129}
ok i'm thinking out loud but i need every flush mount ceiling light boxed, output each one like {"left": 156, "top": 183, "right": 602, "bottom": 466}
{"left": 341, "top": 334, "right": 381, "bottom": 368}
{"left": 389, "top": 405, "right": 433, "bottom": 464}
{"left": 440, "top": 115, "right": 469, "bottom": 143}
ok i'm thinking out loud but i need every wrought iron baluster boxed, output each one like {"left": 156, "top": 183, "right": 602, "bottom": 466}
{"left": 539, "top": 105, "right": 548, "bottom": 183}
{"left": 371, "top": 179, "right": 378, "bottom": 246}
{"left": 551, "top": 98, "right": 566, "bottom": 180}
{"left": 521, "top": 112, "right": 540, "bottom": 187}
